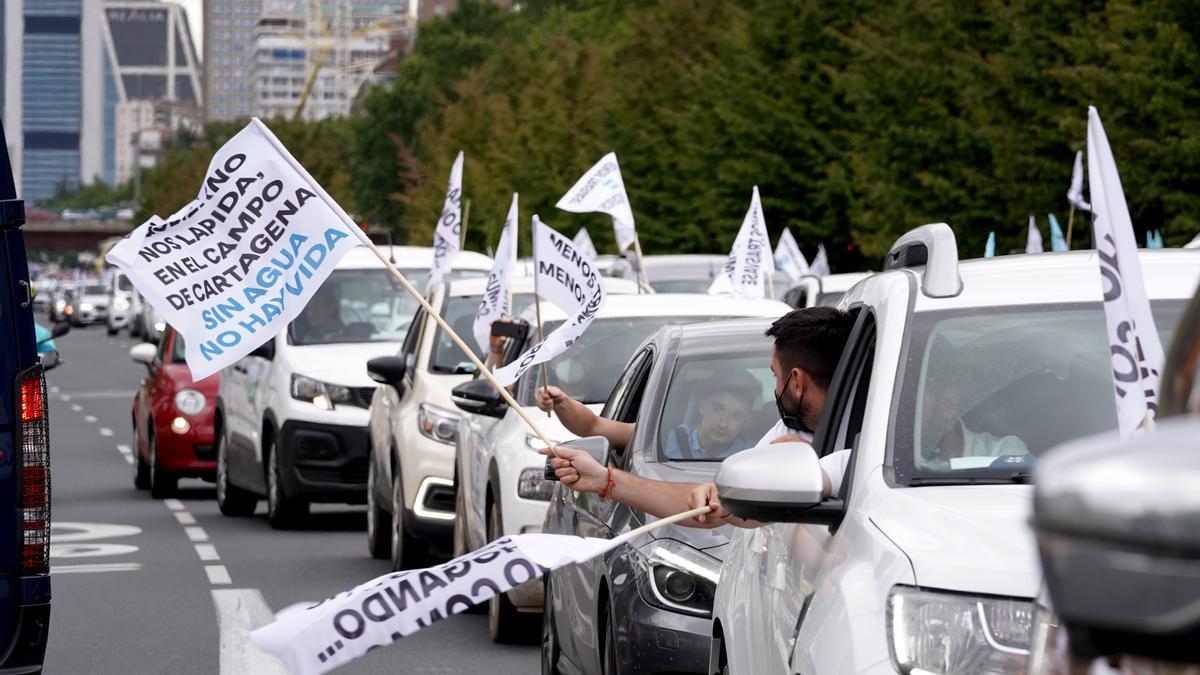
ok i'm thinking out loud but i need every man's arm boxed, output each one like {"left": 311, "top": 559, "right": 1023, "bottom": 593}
{"left": 536, "top": 385, "right": 634, "bottom": 450}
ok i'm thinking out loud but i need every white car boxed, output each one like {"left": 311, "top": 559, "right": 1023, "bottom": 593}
{"left": 365, "top": 275, "right": 641, "bottom": 568}
{"left": 781, "top": 271, "right": 872, "bottom": 308}
{"left": 454, "top": 293, "right": 789, "bottom": 642}
{"left": 70, "top": 282, "right": 110, "bottom": 326}
{"left": 214, "top": 245, "right": 492, "bottom": 528}
{"left": 709, "top": 225, "right": 1200, "bottom": 675}
{"left": 105, "top": 270, "right": 137, "bottom": 335}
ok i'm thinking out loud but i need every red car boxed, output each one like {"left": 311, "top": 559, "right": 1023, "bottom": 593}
{"left": 130, "top": 326, "right": 219, "bottom": 497}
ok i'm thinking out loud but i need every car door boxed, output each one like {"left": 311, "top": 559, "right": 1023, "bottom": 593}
{"left": 373, "top": 307, "right": 424, "bottom": 493}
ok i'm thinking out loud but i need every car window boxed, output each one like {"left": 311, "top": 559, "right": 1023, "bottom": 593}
{"left": 428, "top": 292, "right": 535, "bottom": 374}
{"left": 288, "top": 269, "right": 422, "bottom": 346}
{"left": 650, "top": 279, "right": 712, "bottom": 294}
{"left": 657, "top": 353, "right": 775, "bottom": 461}
{"left": 117, "top": 275, "right": 133, "bottom": 292}
{"left": 817, "top": 291, "right": 844, "bottom": 306}
{"left": 890, "top": 301, "right": 1185, "bottom": 485}
{"left": 155, "top": 329, "right": 171, "bottom": 364}
{"left": 171, "top": 331, "right": 187, "bottom": 364}
{"left": 600, "top": 349, "right": 651, "bottom": 423}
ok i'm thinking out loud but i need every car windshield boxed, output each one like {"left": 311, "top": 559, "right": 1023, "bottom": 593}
{"left": 117, "top": 275, "right": 133, "bottom": 291}
{"left": 288, "top": 269, "right": 426, "bottom": 346}
{"left": 172, "top": 332, "right": 186, "bottom": 363}
{"left": 890, "top": 301, "right": 1184, "bottom": 485}
{"left": 85, "top": 285, "right": 106, "bottom": 295}
{"left": 657, "top": 352, "right": 776, "bottom": 461}
{"left": 429, "top": 292, "right": 535, "bottom": 373}
{"left": 650, "top": 279, "right": 713, "bottom": 294}
{"left": 515, "top": 315, "right": 724, "bottom": 406}
{"left": 817, "top": 291, "right": 844, "bottom": 306}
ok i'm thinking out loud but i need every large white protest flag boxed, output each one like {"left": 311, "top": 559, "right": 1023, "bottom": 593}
{"left": 492, "top": 216, "right": 607, "bottom": 387}
{"left": 573, "top": 227, "right": 598, "bottom": 262}
{"left": 425, "top": 151, "right": 465, "bottom": 294}
{"left": 472, "top": 194, "right": 519, "bottom": 354}
{"left": 774, "top": 227, "right": 809, "bottom": 281}
{"left": 556, "top": 152, "right": 637, "bottom": 253}
{"left": 708, "top": 186, "right": 774, "bottom": 298}
{"left": 1025, "top": 215, "right": 1044, "bottom": 253}
{"left": 1067, "top": 149, "right": 1092, "bottom": 213}
{"left": 810, "top": 243, "right": 830, "bottom": 278}
{"left": 105, "top": 118, "right": 361, "bottom": 381}
{"left": 1088, "top": 107, "right": 1165, "bottom": 437}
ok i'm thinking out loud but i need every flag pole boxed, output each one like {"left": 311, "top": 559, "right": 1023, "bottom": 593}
{"left": 250, "top": 118, "right": 558, "bottom": 452}
{"left": 531, "top": 219, "right": 551, "bottom": 417}
{"left": 1066, "top": 205, "right": 1075, "bottom": 249}
{"left": 460, "top": 198, "right": 471, "bottom": 250}
{"left": 613, "top": 506, "right": 712, "bottom": 545}
{"left": 765, "top": 270, "right": 775, "bottom": 299}
{"left": 631, "top": 233, "right": 653, "bottom": 293}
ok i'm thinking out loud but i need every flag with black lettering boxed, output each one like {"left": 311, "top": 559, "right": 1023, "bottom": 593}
{"left": 473, "top": 194, "right": 519, "bottom": 354}
{"left": 708, "top": 186, "right": 774, "bottom": 298}
{"left": 556, "top": 153, "right": 637, "bottom": 253}
{"left": 492, "top": 216, "right": 606, "bottom": 386}
{"left": 105, "top": 117, "right": 362, "bottom": 381}
{"left": 425, "top": 151, "right": 465, "bottom": 294}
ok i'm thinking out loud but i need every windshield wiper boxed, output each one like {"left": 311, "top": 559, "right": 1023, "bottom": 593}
{"left": 908, "top": 471, "right": 1031, "bottom": 487}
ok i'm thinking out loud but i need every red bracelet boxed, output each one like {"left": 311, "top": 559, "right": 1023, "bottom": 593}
{"left": 598, "top": 465, "right": 615, "bottom": 499}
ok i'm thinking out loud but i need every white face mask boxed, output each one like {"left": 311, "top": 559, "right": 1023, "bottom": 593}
{"left": 554, "top": 360, "right": 585, "bottom": 384}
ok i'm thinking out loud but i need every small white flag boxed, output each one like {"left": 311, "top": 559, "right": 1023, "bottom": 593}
{"left": 472, "top": 194, "right": 519, "bottom": 354}
{"left": 425, "top": 151, "right": 464, "bottom": 294}
{"left": 556, "top": 152, "right": 637, "bottom": 253}
{"left": 1088, "top": 106, "right": 1164, "bottom": 437}
{"left": 773, "top": 227, "right": 809, "bottom": 281}
{"left": 810, "top": 243, "right": 830, "bottom": 278}
{"left": 105, "top": 118, "right": 362, "bottom": 381}
{"left": 572, "top": 227, "right": 598, "bottom": 262}
{"left": 1067, "top": 149, "right": 1092, "bottom": 213}
{"left": 708, "top": 186, "right": 775, "bottom": 298}
{"left": 492, "top": 216, "right": 607, "bottom": 386}
{"left": 1025, "top": 214, "right": 1044, "bottom": 253}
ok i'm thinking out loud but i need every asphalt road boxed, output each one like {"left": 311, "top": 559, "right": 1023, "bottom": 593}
{"left": 42, "top": 323, "right": 539, "bottom": 674}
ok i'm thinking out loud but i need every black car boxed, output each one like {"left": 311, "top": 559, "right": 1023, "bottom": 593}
{"left": 542, "top": 319, "right": 781, "bottom": 675}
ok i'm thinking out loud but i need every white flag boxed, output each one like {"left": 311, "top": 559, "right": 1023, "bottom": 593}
{"left": 251, "top": 533, "right": 622, "bottom": 675}
{"left": 810, "top": 243, "right": 830, "bottom": 278}
{"left": 1088, "top": 106, "right": 1164, "bottom": 437}
{"left": 556, "top": 152, "right": 637, "bottom": 253}
{"left": 425, "top": 151, "right": 464, "bottom": 294}
{"left": 472, "top": 194, "right": 519, "bottom": 354}
{"left": 708, "top": 186, "right": 774, "bottom": 298}
{"left": 773, "top": 227, "right": 809, "bottom": 281}
{"left": 572, "top": 227, "right": 598, "bottom": 262}
{"left": 1067, "top": 149, "right": 1092, "bottom": 213}
{"left": 492, "top": 216, "right": 607, "bottom": 386}
{"left": 105, "top": 118, "right": 362, "bottom": 381}
{"left": 1025, "top": 215, "right": 1044, "bottom": 253}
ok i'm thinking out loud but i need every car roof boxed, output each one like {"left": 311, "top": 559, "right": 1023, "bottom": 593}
{"left": 443, "top": 275, "right": 641, "bottom": 296}
{"left": 523, "top": 293, "right": 790, "bottom": 322}
{"left": 817, "top": 271, "right": 872, "bottom": 293}
{"left": 334, "top": 245, "right": 493, "bottom": 271}
{"left": 664, "top": 317, "right": 777, "bottom": 356}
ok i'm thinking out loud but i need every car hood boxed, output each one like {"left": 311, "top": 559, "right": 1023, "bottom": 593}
{"left": 869, "top": 485, "right": 1039, "bottom": 599}
{"left": 289, "top": 342, "right": 402, "bottom": 387}
{"left": 635, "top": 460, "right": 734, "bottom": 557}
{"left": 163, "top": 364, "right": 220, "bottom": 392}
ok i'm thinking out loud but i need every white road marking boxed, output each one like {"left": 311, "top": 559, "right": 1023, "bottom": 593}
{"left": 174, "top": 511, "right": 197, "bottom": 525}
{"left": 52, "top": 522, "right": 142, "bottom": 543}
{"left": 206, "top": 565, "right": 232, "bottom": 585}
{"left": 51, "top": 562, "right": 143, "bottom": 575}
{"left": 55, "top": 390, "right": 136, "bottom": 401}
{"left": 122, "top": 454, "right": 134, "bottom": 464}
{"left": 60, "top": 395, "right": 71, "bottom": 402}
{"left": 49, "top": 385, "right": 59, "bottom": 394}
{"left": 185, "top": 526, "right": 209, "bottom": 542}
{"left": 70, "top": 404, "right": 82, "bottom": 412}
{"left": 118, "top": 342, "right": 129, "bottom": 348}
{"left": 212, "top": 589, "right": 289, "bottom": 675}
{"left": 195, "top": 544, "right": 220, "bottom": 561}
{"left": 51, "top": 543, "right": 138, "bottom": 558}
{"left": 84, "top": 415, "right": 97, "bottom": 424}
{"left": 163, "top": 498, "right": 185, "bottom": 511}
{"left": 99, "top": 427, "right": 113, "bottom": 437}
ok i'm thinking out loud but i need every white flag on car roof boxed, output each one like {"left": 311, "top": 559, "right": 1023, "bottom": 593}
{"left": 774, "top": 226, "right": 809, "bottom": 281}
{"left": 1088, "top": 106, "right": 1164, "bottom": 438}
{"left": 425, "top": 151, "right": 465, "bottom": 294}
{"left": 104, "top": 117, "right": 363, "bottom": 381}
{"left": 556, "top": 152, "right": 638, "bottom": 253}
{"left": 572, "top": 227, "right": 598, "bottom": 262}
{"left": 810, "top": 243, "right": 830, "bottom": 278}
{"left": 1067, "top": 149, "right": 1092, "bottom": 213}
{"left": 708, "top": 186, "right": 775, "bottom": 298}
{"left": 1025, "top": 214, "right": 1044, "bottom": 253}
{"left": 472, "top": 194, "right": 519, "bottom": 354}
{"left": 492, "top": 216, "right": 607, "bottom": 387}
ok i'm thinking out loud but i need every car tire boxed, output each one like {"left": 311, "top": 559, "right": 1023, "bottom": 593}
{"left": 541, "top": 575, "right": 561, "bottom": 675}
{"left": 366, "top": 460, "right": 392, "bottom": 560}
{"left": 216, "top": 429, "right": 256, "bottom": 517}
{"left": 602, "top": 606, "right": 619, "bottom": 675}
{"left": 488, "top": 499, "right": 535, "bottom": 644}
{"left": 266, "top": 436, "right": 307, "bottom": 529}
{"left": 148, "top": 431, "right": 176, "bottom": 498}
{"left": 390, "top": 467, "right": 425, "bottom": 571}
{"left": 106, "top": 325, "right": 117, "bottom": 336}
{"left": 133, "top": 426, "right": 151, "bottom": 490}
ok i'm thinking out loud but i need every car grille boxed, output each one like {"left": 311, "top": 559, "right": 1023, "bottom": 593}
{"left": 346, "top": 386, "right": 375, "bottom": 409}
{"left": 297, "top": 458, "right": 369, "bottom": 485}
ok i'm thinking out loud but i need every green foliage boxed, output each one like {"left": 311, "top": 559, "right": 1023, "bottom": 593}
{"left": 43, "top": 179, "right": 134, "bottom": 211}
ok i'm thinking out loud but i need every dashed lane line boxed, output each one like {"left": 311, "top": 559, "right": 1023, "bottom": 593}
{"left": 174, "top": 512, "right": 197, "bottom": 525}
{"left": 99, "top": 427, "right": 113, "bottom": 437}
{"left": 163, "top": 499, "right": 185, "bottom": 511}
{"left": 70, "top": 404, "right": 82, "bottom": 412}
{"left": 206, "top": 565, "right": 232, "bottom": 585}
{"left": 83, "top": 415, "right": 97, "bottom": 424}
{"left": 116, "top": 444, "right": 134, "bottom": 465}
{"left": 185, "top": 526, "right": 209, "bottom": 543}
{"left": 56, "top": 390, "right": 136, "bottom": 401}
{"left": 212, "top": 589, "right": 289, "bottom": 674}
{"left": 196, "top": 544, "right": 220, "bottom": 561}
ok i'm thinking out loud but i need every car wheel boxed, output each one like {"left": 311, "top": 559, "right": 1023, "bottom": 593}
{"left": 541, "top": 575, "right": 561, "bottom": 675}
{"left": 148, "top": 431, "right": 176, "bottom": 498}
{"left": 602, "top": 606, "right": 619, "bottom": 675}
{"left": 106, "top": 324, "right": 117, "bottom": 336}
{"left": 133, "top": 423, "right": 150, "bottom": 490}
{"left": 488, "top": 499, "right": 535, "bottom": 644}
{"left": 216, "top": 428, "right": 256, "bottom": 517}
{"left": 366, "top": 460, "right": 392, "bottom": 560}
{"left": 390, "top": 467, "right": 425, "bottom": 571}
{"left": 266, "top": 436, "right": 307, "bottom": 529}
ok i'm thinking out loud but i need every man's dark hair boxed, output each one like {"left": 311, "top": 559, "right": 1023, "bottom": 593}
{"left": 765, "top": 307, "right": 855, "bottom": 389}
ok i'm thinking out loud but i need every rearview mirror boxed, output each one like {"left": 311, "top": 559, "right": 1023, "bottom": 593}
{"left": 50, "top": 321, "right": 70, "bottom": 338}
{"left": 716, "top": 442, "right": 837, "bottom": 524}
{"left": 366, "top": 355, "right": 407, "bottom": 390}
{"left": 450, "top": 378, "right": 507, "bottom": 418}
{"left": 129, "top": 343, "right": 157, "bottom": 368}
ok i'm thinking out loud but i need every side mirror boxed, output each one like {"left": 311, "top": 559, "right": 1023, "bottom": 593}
{"left": 39, "top": 351, "right": 61, "bottom": 370}
{"left": 450, "top": 378, "right": 507, "bottom": 418}
{"left": 715, "top": 442, "right": 836, "bottom": 524}
{"left": 249, "top": 338, "right": 275, "bottom": 360}
{"left": 129, "top": 343, "right": 157, "bottom": 369}
{"left": 51, "top": 321, "right": 70, "bottom": 338}
{"left": 366, "top": 355, "right": 407, "bottom": 389}
{"left": 559, "top": 436, "right": 609, "bottom": 466}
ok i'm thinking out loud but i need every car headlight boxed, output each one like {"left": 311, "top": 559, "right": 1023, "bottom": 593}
{"left": 174, "top": 388, "right": 206, "bottom": 416}
{"left": 517, "top": 467, "right": 555, "bottom": 501}
{"left": 113, "top": 297, "right": 130, "bottom": 311}
{"left": 54, "top": 299, "right": 65, "bottom": 311}
{"left": 291, "top": 374, "right": 352, "bottom": 410}
{"left": 418, "top": 403, "right": 459, "bottom": 444}
{"left": 154, "top": 320, "right": 166, "bottom": 332}
{"left": 887, "top": 585, "right": 1033, "bottom": 674}
{"left": 632, "top": 539, "right": 721, "bottom": 617}
{"left": 80, "top": 302, "right": 93, "bottom": 311}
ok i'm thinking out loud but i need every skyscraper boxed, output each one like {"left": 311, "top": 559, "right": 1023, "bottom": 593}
{"left": 205, "top": 0, "right": 262, "bottom": 121}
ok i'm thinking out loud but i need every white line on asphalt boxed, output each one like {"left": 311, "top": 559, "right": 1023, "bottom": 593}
{"left": 205, "top": 565, "right": 232, "bottom": 585}
{"left": 195, "top": 544, "right": 220, "bottom": 561}
{"left": 99, "top": 427, "right": 113, "bottom": 437}
{"left": 212, "top": 589, "right": 289, "bottom": 675}
{"left": 49, "top": 385, "right": 59, "bottom": 394}
{"left": 122, "top": 455, "right": 133, "bottom": 464}
{"left": 56, "top": 390, "right": 136, "bottom": 401}
{"left": 163, "top": 498, "right": 184, "bottom": 511}
{"left": 51, "top": 562, "right": 143, "bottom": 574}
{"left": 185, "top": 526, "right": 209, "bottom": 542}
{"left": 83, "top": 415, "right": 97, "bottom": 423}
{"left": 118, "top": 342, "right": 129, "bottom": 348}
{"left": 70, "top": 404, "right": 81, "bottom": 412}
{"left": 174, "top": 512, "right": 197, "bottom": 525}
{"left": 60, "top": 395, "right": 71, "bottom": 402}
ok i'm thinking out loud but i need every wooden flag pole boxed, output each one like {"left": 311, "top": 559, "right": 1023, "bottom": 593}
{"left": 534, "top": 294, "right": 551, "bottom": 418}
{"left": 614, "top": 506, "right": 712, "bottom": 545}
{"left": 1066, "top": 205, "right": 1075, "bottom": 249}
{"left": 765, "top": 271, "right": 775, "bottom": 299}
{"left": 631, "top": 234, "right": 653, "bottom": 293}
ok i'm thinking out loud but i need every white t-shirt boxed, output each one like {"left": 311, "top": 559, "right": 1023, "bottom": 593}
{"left": 755, "top": 420, "right": 850, "bottom": 497}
